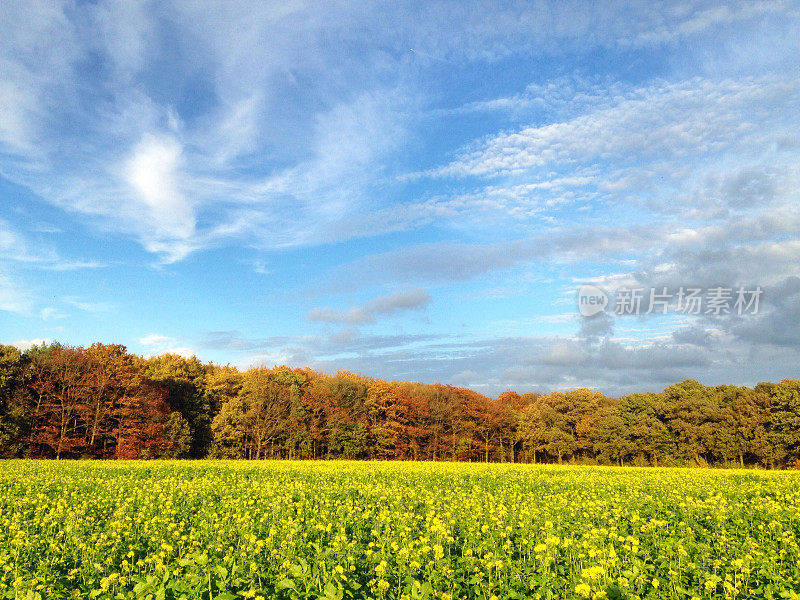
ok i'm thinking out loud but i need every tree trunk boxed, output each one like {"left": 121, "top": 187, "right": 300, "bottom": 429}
{"left": 57, "top": 406, "right": 68, "bottom": 459}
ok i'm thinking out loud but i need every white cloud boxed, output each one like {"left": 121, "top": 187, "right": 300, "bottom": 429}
{"left": 137, "top": 334, "right": 173, "bottom": 348}
{"left": 205, "top": 324, "right": 786, "bottom": 397}
{"left": 0, "top": 1, "right": 79, "bottom": 155}
{"left": 122, "top": 133, "right": 196, "bottom": 259}
{"left": 136, "top": 333, "right": 196, "bottom": 359}
{"left": 45, "top": 260, "right": 106, "bottom": 272}
{"left": 88, "top": 0, "right": 153, "bottom": 80}
{"left": 10, "top": 338, "right": 50, "bottom": 351}
{"left": 0, "top": 78, "right": 37, "bottom": 154}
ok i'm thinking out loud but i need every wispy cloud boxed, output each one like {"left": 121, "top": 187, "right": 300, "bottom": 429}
{"left": 0, "top": 271, "right": 30, "bottom": 314}
{"left": 40, "top": 307, "right": 66, "bottom": 320}
{"left": 331, "top": 226, "right": 664, "bottom": 287}
{"left": 62, "top": 297, "right": 114, "bottom": 314}
{"left": 0, "top": 3, "right": 417, "bottom": 262}
{"left": 424, "top": 77, "right": 799, "bottom": 180}
{"left": 0, "top": 218, "right": 106, "bottom": 271}
{"left": 3, "top": 3, "right": 793, "bottom": 263}
{"left": 307, "top": 288, "right": 432, "bottom": 325}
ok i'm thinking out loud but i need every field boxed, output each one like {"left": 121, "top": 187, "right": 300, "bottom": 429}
{"left": 1, "top": 462, "right": 799, "bottom": 600}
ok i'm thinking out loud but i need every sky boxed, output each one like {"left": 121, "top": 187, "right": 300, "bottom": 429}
{"left": 1, "top": 1, "right": 799, "bottom": 397}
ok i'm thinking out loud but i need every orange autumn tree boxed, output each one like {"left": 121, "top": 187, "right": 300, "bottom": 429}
{"left": 25, "top": 343, "right": 177, "bottom": 459}
{"left": 113, "top": 376, "right": 173, "bottom": 459}
{"left": 26, "top": 344, "right": 90, "bottom": 458}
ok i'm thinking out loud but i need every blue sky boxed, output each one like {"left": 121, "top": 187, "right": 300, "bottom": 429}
{"left": 2, "top": 1, "right": 799, "bottom": 396}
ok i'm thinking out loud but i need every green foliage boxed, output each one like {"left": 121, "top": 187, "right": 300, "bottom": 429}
{"left": 328, "top": 421, "right": 370, "bottom": 458}
{"left": 160, "top": 412, "right": 193, "bottom": 458}
{"left": 0, "top": 344, "right": 29, "bottom": 457}
{"left": 145, "top": 354, "right": 210, "bottom": 457}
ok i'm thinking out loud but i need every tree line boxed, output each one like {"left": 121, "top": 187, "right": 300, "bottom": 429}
{"left": 0, "top": 342, "right": 798, "bottom": 467}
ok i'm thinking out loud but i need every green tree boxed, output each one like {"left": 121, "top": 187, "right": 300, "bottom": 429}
{"left": 516, "top": 402, "right": 547, "bottom": 463}
{"left": 329, "top": 420, "right": 370, "bottom": 459}
{"left": 145, "top": 354, "right": 209, "bottom": 457}
{"left": 211, "top": 368, "right": 291, "bottom": 459}
{"left": 618, "top": 393, "right": 672, "bottom": 465}
{"left": 752, "top": 381, "right": 800, "bottom": 468}
{"left": 0, "top": 344, "right": 30, "bottom": 457}
{"left": 663, "top": 380, "right": 722, "bottom": 466}
{"left": 545, "top": 428, "right": 575, "bottom": 464}
{"left": 160, "top": 412, "right": 193, "bottom": 458}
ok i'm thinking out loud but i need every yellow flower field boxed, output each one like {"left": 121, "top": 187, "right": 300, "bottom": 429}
{"left": 1, "top": 461, "right": 799, "bottom": 599}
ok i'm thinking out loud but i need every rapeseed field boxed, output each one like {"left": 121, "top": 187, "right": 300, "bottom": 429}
{"left": 1, "top": 461, "right": 798, "bottom": 599}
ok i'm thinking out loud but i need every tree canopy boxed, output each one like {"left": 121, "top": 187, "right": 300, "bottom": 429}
{"left": 0, "top": 342, "right": 798, "bottom": 467}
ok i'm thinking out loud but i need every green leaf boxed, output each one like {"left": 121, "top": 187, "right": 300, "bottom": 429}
{"left": 213, "top": 564, "right": 228, "bottom": 580}
{"left": 277, "top": 578, "right": 296, "bottom": 590}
